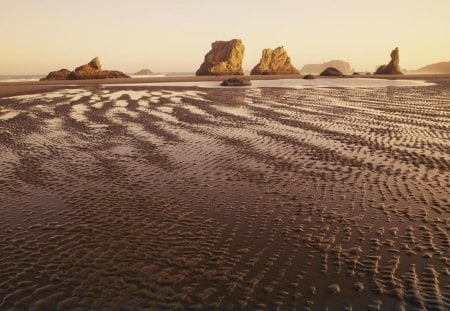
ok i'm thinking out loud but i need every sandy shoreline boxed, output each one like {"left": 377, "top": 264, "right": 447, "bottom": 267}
{"left": 0, "top": 73, "right": 449, "bottom": 98}
{"left": 0, "top": 80, "right": 449, "bottom": 309}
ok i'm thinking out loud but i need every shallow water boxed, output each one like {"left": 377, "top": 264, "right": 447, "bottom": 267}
{"left": 113, "top": 77, "right": 435, "bottom": 89}
{"left": 0, "top": 82, "right": 449, "bottom": 310}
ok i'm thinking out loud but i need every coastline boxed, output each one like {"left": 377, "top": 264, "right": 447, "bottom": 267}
{"left": 0, "top": 74, "right": 449, "bottom": 98}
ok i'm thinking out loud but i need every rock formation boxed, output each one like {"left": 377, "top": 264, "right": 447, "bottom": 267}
{"left": 40, "top": 69, "right": 71, "bottom": 81}
{"left": 374, "top": 47, "right": 402, "bottom": 75}
{"left": 41, "top": 57, "right": 130, "bottom": 81}
{"left": 301, "top": 60, "right": 353, "bottom": 74}
{"left": 134, "top": 69, "right": 153, "bottom": 75}
{"left": 303, "top": 74, "right": 315, "bottom": 79}
{"left": 220, "top": 78, "right": 251, "bottom": 86}
{"left": 320, "top": 67, "right": 344, "bottom": 76}
{"left": 251, "top": 47, "right": 299, "bottom": 75}
{"left": 196, "top": 39, "right": 245, "bottom": 76}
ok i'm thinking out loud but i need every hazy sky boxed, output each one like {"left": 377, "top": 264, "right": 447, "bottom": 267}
{"left": 1, "top": 0, "right": 449, "bottom": 74}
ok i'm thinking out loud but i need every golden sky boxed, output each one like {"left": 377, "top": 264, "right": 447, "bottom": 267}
{"left": 1, "top": 0, "right": 449, "bottom": 74}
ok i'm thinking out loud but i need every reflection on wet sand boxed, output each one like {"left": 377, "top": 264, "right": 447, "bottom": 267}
{"left": 0, "top": 81, "right": 449, "bottom": 310}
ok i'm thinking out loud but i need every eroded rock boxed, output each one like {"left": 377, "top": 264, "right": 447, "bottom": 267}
{"left": 40, "top": 69, "right": 71, "bottom": 81}
{"left": 196, "top": 39, "right": 245, "bottom": 76}
{"left": 374, "top": 47, "right": 402, "bottom": 75}
{"left": 251, "top": 47, "right": 299, "bottom": 75}
{"left": 41, "top": 57, "right": 130, "bottom": 80}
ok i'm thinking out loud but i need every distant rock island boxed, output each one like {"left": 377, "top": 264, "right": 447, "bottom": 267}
{"left": 41, "top": 57, "right": 130, "bottom": 81}
{"left": 320, "top": 67, "right": 344, "bottom": 77}
{"left": 196, "top": 39, "right": 245, "bottom": 76}
{"left": 250, "top": 47, "right": 299, "bottom": 75}
{"left": 301, "top": 60, "right": 352, "bottom": 74}
{"left": 407, "top": 61, "right": 450, "bottom": 74}
{"left": 134, "top": 69, "right": 153, "bottom": 75}
{"left": 374, "top": 47, "right": 402, "bottom": 75}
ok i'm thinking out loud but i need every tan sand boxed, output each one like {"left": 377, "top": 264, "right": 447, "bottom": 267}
{"left": 0, "top": 80, "right": 449, "bottom": 310}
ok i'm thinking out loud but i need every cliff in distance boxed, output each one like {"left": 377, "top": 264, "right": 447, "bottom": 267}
{"left": 407, "top": 61, "right": 450, "bottom": 74}
{"left": 301, "top": 60, "right": 352, "bottom": 74}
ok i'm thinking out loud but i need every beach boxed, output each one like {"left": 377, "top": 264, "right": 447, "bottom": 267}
{"left": 0, "top": 77, "right": 449, "bottom": 310}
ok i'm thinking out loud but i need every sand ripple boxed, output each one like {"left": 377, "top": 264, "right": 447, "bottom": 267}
{"left": 0, "top": 82, "right": 449, "bottom": 310}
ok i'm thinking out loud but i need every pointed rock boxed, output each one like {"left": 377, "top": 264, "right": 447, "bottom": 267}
{"left": 196, "top": 39, "right": 245, "bottom": 76}
{"left": 251, "top": 47, "right": 299, "bottom": 75}
{"left": 374, "top": 47, "right": 402, "bottom": 75}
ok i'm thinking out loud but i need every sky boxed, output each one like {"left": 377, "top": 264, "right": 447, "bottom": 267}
{"left": 1, "top": 0, "right": 450, "bottom": 75}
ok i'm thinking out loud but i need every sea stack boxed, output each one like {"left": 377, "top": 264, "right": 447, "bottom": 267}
{"left": 251, "top": 47, "right": 299, "bottom": 75}
{"left": 196, "top": 39, "right": 245, "bottom": 76}
{"left": 41, "top": 57, "right": 130, "bottom": 81}
{"left": 374, "top": 47, "right": 402, "bottom": 75}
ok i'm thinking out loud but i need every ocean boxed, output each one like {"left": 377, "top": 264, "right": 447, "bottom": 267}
{"left": 0, "top": 75, "right": 43, "bottom": 82}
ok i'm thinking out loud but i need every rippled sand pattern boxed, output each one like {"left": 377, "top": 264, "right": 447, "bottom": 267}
{"left": 0, "top": 83, "right": 449, "bottom": 310}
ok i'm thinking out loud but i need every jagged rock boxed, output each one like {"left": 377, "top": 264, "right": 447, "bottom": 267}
{"left": 251, "top": 47, "right": 299, "bottom": 75}
{"left": 220, "top": 78, "right": 251, "bottom": 86}
{"left": 134, "top": 69, "right": 153, "bottom": 75}
{"left": 39, "top": 69, "right": 71, "bottom": 81}
{"left": 303, "top": 74, "right": 315, "bottom": 79}
{"left": 320, "top": 67, "right": 344, "bottom": 76}
{"left": 301, "top": 60, "right": 352, "bottom": 74}
{"left": 374, "top": 47, "right": 402, "bottom": 75}
{"left": 41, "top": 57, "right": 130, "bottom": 80}
{"left": 196, "top": 39, "right": 245, "bottom": 76}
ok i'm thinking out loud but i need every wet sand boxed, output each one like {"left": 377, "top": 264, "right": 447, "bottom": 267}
{"left": 1, "top": 73, "right": 449, "bottom": 98}
{"left": 0, "top": 80, "right": 449, "bottom": 310}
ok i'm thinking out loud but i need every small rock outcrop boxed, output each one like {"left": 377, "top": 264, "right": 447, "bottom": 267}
{"left": 303, "top": 74, "right": 315, "bottom": 79}
{"left": 134, "top": 69, "right": 153, "bottom": 75}
{"left": 41, "top": 57, "right": 130, "bottom": 81}
{"left": 251, "top": 47, "right": 299, "bottom": 75}
{"left": 40, "top": 69, "right": 71, "bottom": 81}
{"left": 301, "top": 60, "right": 352, "bottom": 74}
{"left": 196, "top": 39, "right": 245, "bottom": 76}
{"left": 220, "top": 78, "right": 251, "bottom": 86}
{"left": 320, "top": 67, "right": 344, "bottom": 76}
{"left": 374, "top": 47, "right": 402, "bottom": 75}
